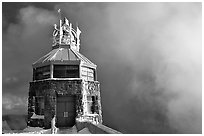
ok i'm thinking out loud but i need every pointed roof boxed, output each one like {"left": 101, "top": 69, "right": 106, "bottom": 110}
{"left": 33, "top": 47, "right": 96, "bottom": 68}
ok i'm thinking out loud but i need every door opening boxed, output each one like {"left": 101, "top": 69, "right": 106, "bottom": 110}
{"left": 56, "top": 95, "right": 76, "bottom": 128}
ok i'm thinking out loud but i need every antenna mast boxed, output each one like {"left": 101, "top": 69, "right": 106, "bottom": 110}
{"left": 58, "top": 9, "right": 62, "bottom": 44}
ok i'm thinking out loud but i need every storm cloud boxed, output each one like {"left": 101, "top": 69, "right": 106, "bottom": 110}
{"left": 2, "top": 2, "right": 201, "bottom": 133}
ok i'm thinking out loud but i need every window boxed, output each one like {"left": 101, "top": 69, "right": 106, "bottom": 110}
{"left": 35, "top": 96, "right": 44, "bottom": 115}
{"left": 33, "top": 65, "right": 50, "bottom": 80}
{"left": 81, "top": 67, "right": 95, "bottom": 81}
{"left": 87, "top": 96, "right": 98, "bottom": 114}
{"left": 87, "top": 96, "right": 93, "bottom": 114}
{"left": 53, "top": 65, "right": 79, "bottom": 78}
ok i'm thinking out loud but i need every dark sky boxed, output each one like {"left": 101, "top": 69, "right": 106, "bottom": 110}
{"left": 2, "top": 2, "right": 202, "bottom": 133}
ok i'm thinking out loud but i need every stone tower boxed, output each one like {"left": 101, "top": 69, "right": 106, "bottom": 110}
{"left": 27, "top": 12, "right": 102, "bottom": 129}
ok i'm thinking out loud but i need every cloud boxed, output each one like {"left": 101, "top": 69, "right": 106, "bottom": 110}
{"left": 3, "top": 6, "right": 57, "bottom": 113}
{"left": 57, "top": 2, "right": 201, "bottom": 133}
{"left": 105, "top": 3, "right": 201, "bottom": 133}
{"left": 2, "top": 3, "right": 201, "bottom": 133}
{"left": 2, "top": 94, "right": 27, "bottom": 115}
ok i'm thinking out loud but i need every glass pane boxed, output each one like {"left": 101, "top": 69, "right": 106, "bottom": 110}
{"left": 34, "top": 65, "right": 50, "bottom": 80}
{"left": 53, "top": 65, "right": 79, "bottom": 78}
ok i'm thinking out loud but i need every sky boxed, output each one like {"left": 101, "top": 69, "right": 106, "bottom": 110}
{"left": 2, "top": 2, "right": 202, "bottom": 134}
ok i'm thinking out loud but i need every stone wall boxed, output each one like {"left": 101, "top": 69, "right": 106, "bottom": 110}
{"left": 28, "top": 81, "right": 50, "bottom": 127}
{"left": 28, "top": 79, "right": 102, "bottom": 128}
{"left": 78, "top": 80, "right": 102, "bottom": 123}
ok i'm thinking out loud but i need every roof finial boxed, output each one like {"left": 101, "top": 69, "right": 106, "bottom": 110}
{"left": 58, "top": 9, "right": 61, "bottom": 19}
{"left": 52, "top": 9, "right": 81, "bottom": 52}
{"left": 76, "top": 25, "right": 81, "bottom": 51}
{"left": 58, "top": 9, "right": 63, "bottom": 44}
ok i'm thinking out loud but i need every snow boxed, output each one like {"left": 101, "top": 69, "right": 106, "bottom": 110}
{"left": 22, "top": 127, "right": 50, "bottom": 134}
{"left": 30, "top": 113, "right": 44, "bottom": 119}
{"left": 78, "top": 128, "right": 91, "bottom": 134}
{"left": 2, "top": 121, "right": 11, "bottom": 131}
{"left": 3, "top": 126, "right": 92, "bottom": 134}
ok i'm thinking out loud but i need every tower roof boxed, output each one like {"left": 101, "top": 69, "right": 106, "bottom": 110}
{"left": 33, "top": 47, "right": 96, "bottom": 68}
{"left": 33, "top": 10, "right": 96, "bottom": 69}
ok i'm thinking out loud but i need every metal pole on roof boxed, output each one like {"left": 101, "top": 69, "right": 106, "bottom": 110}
{"left": 58, "top": 9, "right": 62, "bottom": 45}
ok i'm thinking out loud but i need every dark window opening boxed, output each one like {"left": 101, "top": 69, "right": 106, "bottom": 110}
{"left": 35, "top": 96, "right": 44, "bottom": 115}
{"left": 94, "top": 70, "right": 97, "bottom": 81}
{"left": 33, "top": 65, "right": 50, "bottom": 80}
{"left": 87, "top": 95, "right": 98, "bottom": 114}
{"left": 53, "top": 65, "right": 79, "bottom": 78}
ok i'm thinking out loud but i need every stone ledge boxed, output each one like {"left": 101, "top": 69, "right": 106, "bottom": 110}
{"left": 76, "top": 121, "right": 122, "bottom": 134}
